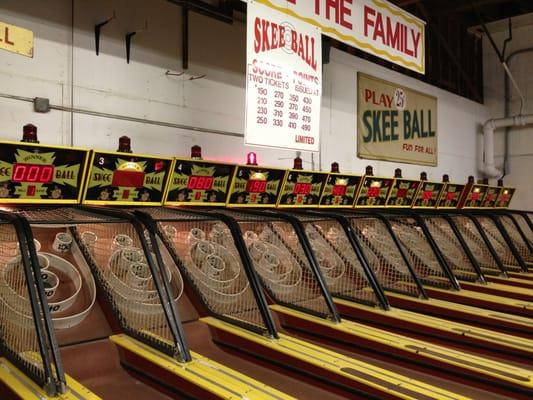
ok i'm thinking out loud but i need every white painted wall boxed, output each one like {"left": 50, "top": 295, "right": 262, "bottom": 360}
{"left": 483, "top": 23, "right": 533, "bottom": 209}
{"left": 1, "top": 0, "right": 487, "bottom": 187}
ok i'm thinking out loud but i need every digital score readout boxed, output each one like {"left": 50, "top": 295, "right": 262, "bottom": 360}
{"left": 12, "top": 164, "right": 55, "bottom": 183}
{"left": 495, "top": 187, "right": 515, "bottom": 208}
{"left": 461, "top": 184, "right": 489, "bottom": 209}
{"left": 83, "top": 151, "right": 172, "bottom": 205}
{"left": 278, "top": 170, "right": 328, "bottom": 207}
{"left": 480, "top": 186, "right": 502, "bottom": 208}
{"left": 320, "top": 174, "right": 362, "bottom": 207}
{"left": 227, "top": 165, "right": 286, "bottom": 207}
{"left": 165, "top": 159, "right": 236, "bottom": 206}
{"left": 437, "top": 183, "right": 466, "bottom": 209}
{"left": 0, "top": 141, "right": 89, "bottom": 203}
{"left": 354, "top": 176, "right": 394, "bottom": 207}
{"left": 386, "top": 179, "right": 420, "bottom": 207}
{"left": 246, "top": 179, "right": 268, "bottom": 193}
{"left": 412, "top": 181, "right": 445, "bottom": 208}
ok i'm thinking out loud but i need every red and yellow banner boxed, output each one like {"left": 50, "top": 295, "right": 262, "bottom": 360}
{"left": 249, "top": 0, "right": 425, "bottom": 73}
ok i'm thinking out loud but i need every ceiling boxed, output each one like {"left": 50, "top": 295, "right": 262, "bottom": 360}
{"left": 392, "top": 0, "right": 533, "bottom": 26}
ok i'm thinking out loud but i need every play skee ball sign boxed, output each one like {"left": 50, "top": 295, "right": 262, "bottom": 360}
{"left": 245, "top": 0, "right": 322, "bottom": 152}
{"left": 357, "top": 73, "right": 438, "bottom": 166}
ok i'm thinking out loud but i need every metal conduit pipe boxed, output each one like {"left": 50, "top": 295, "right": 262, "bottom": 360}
{"left": 503, "top": 47, "right": 533, "bottom": 177}
{"left": 0, "top": 92, "right": 244, "bottom": 138}
{"left": 483, "top": 113, "right": 533, "bottom": 177}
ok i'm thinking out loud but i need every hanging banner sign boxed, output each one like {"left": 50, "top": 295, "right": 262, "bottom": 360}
{"left": 247, "top": 0, "right": 425, "bottom": 74}
{"left": 0, "top": 21, "right": 33, "bottom": 58}
{"left": 357, "top": 73, "right": 437, "bottom": 166}
{"left": 245, "top": 0, "right": 322, "bottom": 152}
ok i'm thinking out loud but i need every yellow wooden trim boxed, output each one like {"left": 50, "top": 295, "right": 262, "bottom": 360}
{"left": 164, "top": 202, "right": 228, "bottom": 207}
{"left": 318, "top": 205, "right": 354, "bottom": 209}
{"left": 201, "top": 317, "right": 470, "bottom": 400}
{"left": 0, "top": 198, "right": 79, "bottom": 205}
{"left": 82, "top": 200, "right": 162, "bottom": 206}
{"left": 427, "top": 287, "right": 533, "bottom": 310}
{"left": 80, "top": 150, "right": 95, "bottom": 203}
{"left": 484, "top": 282, "right": 533, "bottom": 296}
{"left": 110, "top": 335, "right": 295, "bottom": 400}
{"left": 172, "top": 157, "right": 237, "bottom": 167}
{"left": 0, "top": 140, "right": 89, "bottom": 152}
{"left": 334, "top": 297, "right": 533, "bottom": 353}
{"left": 89, "top": 149, "right": 173, "bottom": 160}
{"left": 270, "top": 305, "right": 533, "bottom": 388}
{"left": 226, "top": 203, "right": 279, "bottom": 208}
{"left": 504, "top": 277, "right": 533, "bottom": 286}
{"left": 277, "top": 205, "right": 320, "bottom": 208}
{"left": 0, "top": 358, "right": 101, "bottom": 399}
{"left": 161, "top": 158, "right": 176, "bottom": 204}
{"left": 385, "top": 292, "right": 533, "bottom": 324}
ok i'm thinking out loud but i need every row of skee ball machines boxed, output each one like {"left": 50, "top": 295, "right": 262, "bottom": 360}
{"left": 0, "top": 124, "right": 531, "bottom": 400}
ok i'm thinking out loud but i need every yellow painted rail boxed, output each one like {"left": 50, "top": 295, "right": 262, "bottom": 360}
{"left": 202, "top": 317, "right": 471, "bottom": 400}
{"left": 111, "top": 334, "right": 295, "bottom": 400}
{"left": 0, "top": 358, "right": 100, "bottom": 400}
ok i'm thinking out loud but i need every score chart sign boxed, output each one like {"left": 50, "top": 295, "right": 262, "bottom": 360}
{"left": 245, "top": 0, "right": 321, "bottom": 152}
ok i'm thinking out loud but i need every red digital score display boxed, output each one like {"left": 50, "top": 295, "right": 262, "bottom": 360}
{"left": 12, "top": 163, "right": 55, "bottom": 183}
{"left": 471, "top": 192, "right": 480, "bottom": 201}
{"left": 112, "top": 171, "right": 145, "bottom": 187}
{"left": 397, "top": 188, "right": 408, "bottom": 198}
{"left": 446, "top": 192, "right": 456, "bottom": 201}
{"left": 246, "top": 180, "right": 267, "bottom": 193}
{"left": 423, "top": 191, "right": 433, "bottom": 200}
{"left": 187, "top": 176, "right": 214, "bottom": 191}
{"left": 332, "top": 185, "right": 347, "bottom": 197}
{"left": 368, "top": 187, "right": 380, "bottom": 198}
{"left": 293, "top": 182, "right": 312, "bottom": 195}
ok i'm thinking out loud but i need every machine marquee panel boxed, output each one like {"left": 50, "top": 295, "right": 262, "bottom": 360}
{"left": 82, "top": 150, "right": 172, "bottom": 206}
{"left": 354, "top": 176, "right": 394, "bottom": 207}
{"left": 319, "top": 173, "right": 362, "bottom": 208}
{"left": 164, "top": 158, "right": 236, "bottom": 206}
{"left": 480, "top": 186, "right": 502, "bottom": 208}
{"left": 412, "top": 181, "right": 445, "bottom": 208}
{"left": 437, "top": 183, "right": 466, "bottom": 209}
{"left": 461, "top": 184, "right": 489, "bottom": 209}
{"left": 495, "top": 187, "right": 515, "bottom": 208}
{"left": 278, "top": 170, "right": 328, "bottom": 208}
{"left": 386, "top": 179, "right": 420, "bottom": 207}
{"left": 227, "top": 165, "right": 286, "bottom": 207}
{"left": 0, "top": 141, "right": 89, "bottom": 204}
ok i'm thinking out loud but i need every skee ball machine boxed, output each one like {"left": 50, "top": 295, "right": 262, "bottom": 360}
{"left": 269, "top": 162, "right": 533, "bottom": 369}
{"left": 0, "top": 131, "right": 295, "bottom": 400}
{"left": 78, "top": 138, "right": 303, "bottom": 400}
{"left": 136, "top": 152, "right": 482, "bottom": 400}
{"left": 241, "top": 160, "right": 533, "bottom": 398}
{"left": 375, "top": 175, "right": 533, "bottom": 319}
{"left": 0, "top": 132, "right": 114, "bottom": 399}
